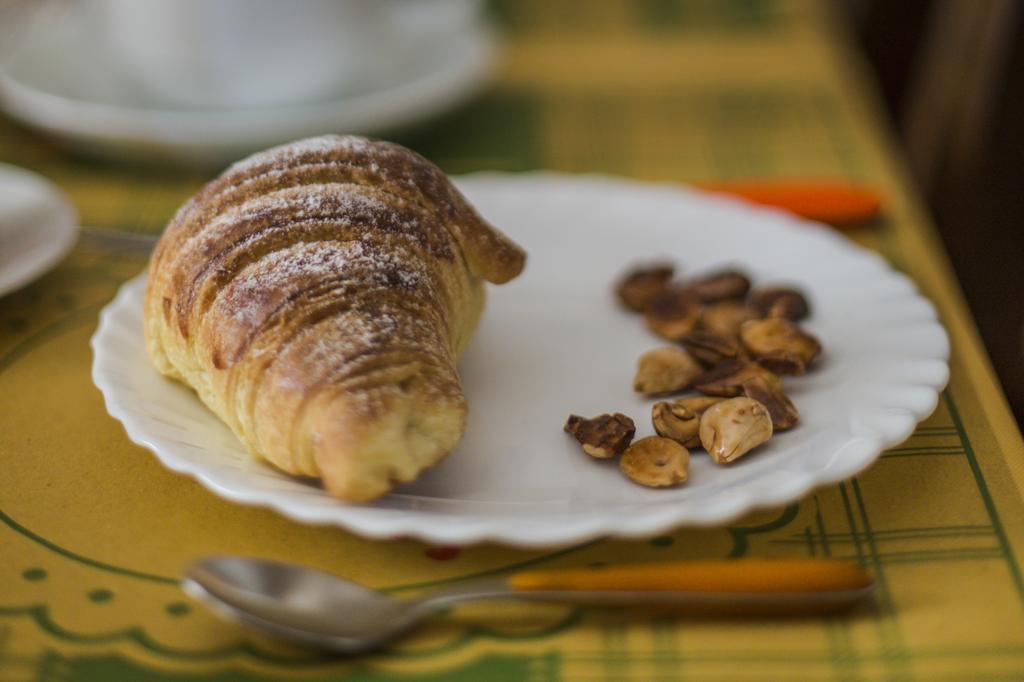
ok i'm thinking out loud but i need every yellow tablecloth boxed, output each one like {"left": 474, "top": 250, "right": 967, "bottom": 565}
{"left": 3, "top": 2, "right": 1023, "bottom": 680}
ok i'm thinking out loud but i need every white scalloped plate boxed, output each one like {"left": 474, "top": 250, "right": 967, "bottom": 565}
{"left": 91, "top": 173, "right": 949, "bottom": 547}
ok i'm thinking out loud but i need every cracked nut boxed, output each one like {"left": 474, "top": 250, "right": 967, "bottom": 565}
{"left": 741, "top": 376, "right": 800, "bottom": 430}
{"left": 652, "top": 396, "right": 725, "bottom": 447}
{"left": 616, "top": 263, "right": 675, "bottom": 312}
{"left": 564, "top": 413, "right": 636, "bottom": 458}
{"left": 685, "top": 269, "right": 751, "bottom": 303}
{"left": 693, "top": 359, "right": 779, "bottom": 397}
{"left": 634, "top": 347, "right": 704, "bottom": 395}
{"left": 644, "top": 288, "right": 702, "bottom": 341}
{"left": 699, "top": 397, "right": 773, "bottom": 464}
{"left": 739, "top": 318, "right": 822, "bottom": 375}
{"left": 682, "top": 330, "right": 741, "bottom": 366}
{"left": 750, "top": 287, "right": 810, "bottom": 321}
{"left": 620, "top": 436, "right": 689, "bottom": 487}
{"left": 700, "top": 301, "right": 762, "bottom": 340}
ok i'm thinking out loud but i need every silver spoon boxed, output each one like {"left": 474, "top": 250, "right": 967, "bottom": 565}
{"left": 183, "top": 556, "right": 874, "bottom": 654}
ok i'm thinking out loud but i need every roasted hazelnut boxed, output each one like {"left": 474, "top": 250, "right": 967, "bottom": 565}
{"left": 682, "top": 330, "right": 740, "bottom": 366}
{"left": 684, "top": 269, "right": 751, "bottom": 303}
{"left": 699, "top": 397, "right": 773, "bottom": 464}
{"left": 651, "top": 396, "right": 725, "bottom": 447}
{"left": 741, "top": 376, "right": 800, "bottom": 431}
{"left": 616, "top": 263, "right": 675, "bottom": 312}
{"left": 620, "top": 436, "right": 689, "bottom": 487}
{"left": 739, "top": 318, "right": 821, "bottom": 375}
{"left": 750, "top": 287, "right": 810, "bottom": 321}
{"left": 674, "top": 395, "right": 728, "bottom": 414}
{"left": 693, "top": 359, "right": 779, "bottom": 397}
{"left": 634, "top": 347, "right": 704, "bottom": 396}
{"left": 644, "top": 288, "right": 702, "bottom": 341}
{"left": 564, "top": 413, "right": 636, "bottom": 458}
{"left": 700, "top": 301, "right": 762, "bottom": 340}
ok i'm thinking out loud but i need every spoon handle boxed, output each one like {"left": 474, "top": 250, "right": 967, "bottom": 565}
{"left": 413, "top": 561, "right": 872, "bottom": 614}
{"left": 509, "top": 559, "right": 871, "bottom": 593}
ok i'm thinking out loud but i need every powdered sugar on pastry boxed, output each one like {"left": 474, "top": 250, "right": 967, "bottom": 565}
{"left": 143, "top": 136, "right": 525, "bottom": 502}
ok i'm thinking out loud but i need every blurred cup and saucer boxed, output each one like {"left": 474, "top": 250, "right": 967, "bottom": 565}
{"left": 0, "top": 162, "right": 77, "bottom": 298}
{"left": 0, "top": 0, "right": 494, "bottom": 165}
{"left": 93, "top": 0, "right": 482, "bottom": 110}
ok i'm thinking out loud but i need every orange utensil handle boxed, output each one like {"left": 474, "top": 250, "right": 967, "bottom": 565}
{"left": 695, "top": 180, "right": 882, "bottom": 227}
{"left": 508, "top": 559, "right": 873, "bottom": 594}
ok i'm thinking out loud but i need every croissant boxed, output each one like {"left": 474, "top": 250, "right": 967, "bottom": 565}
{"left": 143, "top": 136, "right": 526, "bottom": 501}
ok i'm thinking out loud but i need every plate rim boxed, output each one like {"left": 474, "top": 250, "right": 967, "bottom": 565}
{"left": 90, "top": 172, "right": 951, "bottom": 547}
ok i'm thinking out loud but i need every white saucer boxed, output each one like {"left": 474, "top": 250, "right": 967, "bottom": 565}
{"left": 0, "top": 163, "right": 77, "bottom": 298}
{"left": 0, "top": 17, "right": 495, "bottom": 166}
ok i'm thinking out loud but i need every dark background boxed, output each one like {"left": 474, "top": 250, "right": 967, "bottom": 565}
{"left": 848, "top": 0, "right": 1023, "bottom": 427}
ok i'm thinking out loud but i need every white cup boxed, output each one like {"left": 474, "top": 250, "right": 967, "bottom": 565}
{"left": 90, "top": 0, "right": 481, "bottom": 110}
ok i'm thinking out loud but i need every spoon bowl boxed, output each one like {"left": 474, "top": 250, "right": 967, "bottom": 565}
{"left": 184, "top": 556, "right": 426, "bottom": 652}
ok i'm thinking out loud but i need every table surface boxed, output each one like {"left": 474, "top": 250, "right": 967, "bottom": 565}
{"left": 3, "top": 1, "right": 1024, "bottom": 680}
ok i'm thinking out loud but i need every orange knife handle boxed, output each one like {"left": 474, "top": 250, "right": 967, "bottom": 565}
{"left": 508, "top": 559, "right": 872, "bottom": 594}
{"left": 695, "top": 180, "right": 882, "bottom": 227}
